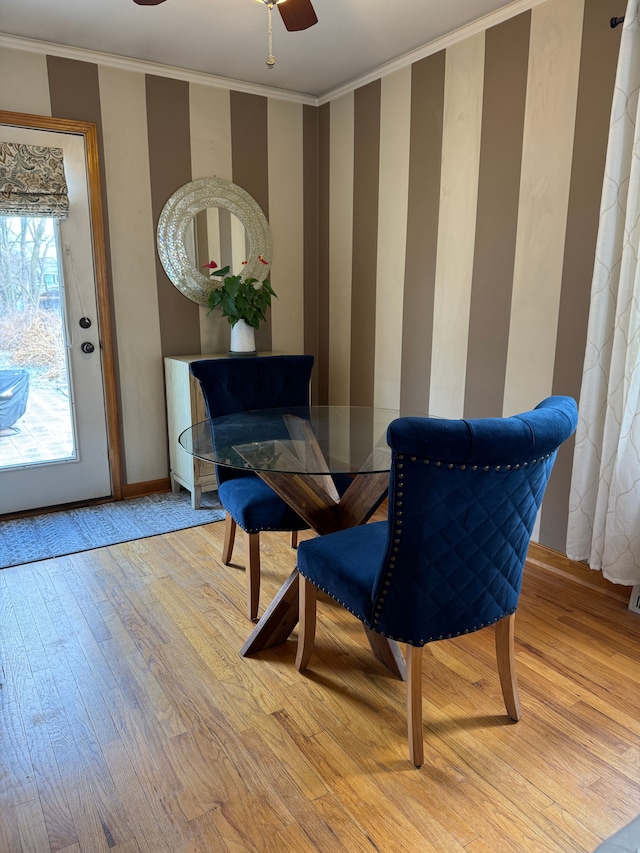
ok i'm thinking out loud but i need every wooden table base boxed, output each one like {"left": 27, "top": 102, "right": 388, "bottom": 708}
{"left": 240, "top": 569, "right": 300, "bottom": 656}
{"left": 240, "top": 568, "right": 407, "bottom": 681}
{"left": 238, "top": 415, "right": 405, "bottom": 680}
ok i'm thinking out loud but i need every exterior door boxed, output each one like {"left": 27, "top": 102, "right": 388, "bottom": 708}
{"left": 0, "top": 118, "right": 116, "bottom": 514}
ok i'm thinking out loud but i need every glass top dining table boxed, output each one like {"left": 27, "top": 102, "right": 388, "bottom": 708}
{"left": 178, "top": 405, "right": 399, "bottom": 477}
{"left": 179, "top": 405, "right": 407, "bottom": 678}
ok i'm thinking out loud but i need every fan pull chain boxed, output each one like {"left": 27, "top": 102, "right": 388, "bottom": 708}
{"left": 266, "top": 2, "right": 276, "bottom": 69}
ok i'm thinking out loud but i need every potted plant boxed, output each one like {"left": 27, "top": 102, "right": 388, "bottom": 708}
{"left": 204, "top": 257, "right": 276, "bottom": 356}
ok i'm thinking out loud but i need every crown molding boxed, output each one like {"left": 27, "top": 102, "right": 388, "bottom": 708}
{"left": 0, "top": 32, "right": 318, "bottom": 106}
{"left": 1, "top": 0, "right": 549, "bottom": 109}
{"left": 317, "top": 0, "right": 548, "bottom": 104}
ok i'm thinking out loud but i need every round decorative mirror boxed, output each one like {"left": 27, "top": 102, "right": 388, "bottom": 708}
{"left": 156, "top": 177, "right": 272, "bottom": 306}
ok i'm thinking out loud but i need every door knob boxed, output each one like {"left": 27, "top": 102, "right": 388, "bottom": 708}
{"left": 81, "top": 342, "right": 95, "bottom": 354}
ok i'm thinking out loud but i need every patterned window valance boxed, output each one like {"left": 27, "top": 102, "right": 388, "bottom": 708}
{"left": 0, "top": 142, "right": 69, "bottom": 219}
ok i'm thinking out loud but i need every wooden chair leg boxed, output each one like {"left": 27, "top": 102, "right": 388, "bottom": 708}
{"left": 406, "top": 645, "right": 424, "bottom": 768}
{"left": 246, "top": 532, "right": 261, "bottom": 621}
{"left": 295, "top": 575, "right": 317, "bottom": 671}
{"left": 221, "top": 514, "right": 236, "bottom": 565}
{"left": 290, "top": 530, "right": 298, "bottom": 549}
{"left": 495, "top": 612, "right": 522, "bottom": 722}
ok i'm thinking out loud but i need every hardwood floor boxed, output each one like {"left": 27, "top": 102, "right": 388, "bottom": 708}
{"left": 1, "top": 517, "right": 640, "bottom": 852}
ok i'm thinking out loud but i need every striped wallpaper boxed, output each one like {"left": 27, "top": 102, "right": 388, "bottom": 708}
{"left": 0, "top": 0, "right": 622, "bottom": 553}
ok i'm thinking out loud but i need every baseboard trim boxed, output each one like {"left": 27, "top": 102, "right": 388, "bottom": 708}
{"left": 526, "top": 541, "right": 632, "bottom": 602}
{"left": 121, "top": 478, "right": 171, "bottom": 499}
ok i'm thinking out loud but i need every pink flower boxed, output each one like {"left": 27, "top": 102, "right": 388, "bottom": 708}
{"left": 202, "top": 261, "right": 218, "bottom": 269}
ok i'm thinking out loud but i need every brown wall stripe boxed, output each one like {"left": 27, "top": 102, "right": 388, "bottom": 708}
{"left": 47, "top": 57, "right": 115, "bottom": 345}
{"left": 317, "top": 102, "right": 331, "bottom": 404}
{"left": 464, "top": 13, "right": 530, "bottom": 420}
{"left": 350, "top": 80, "right": 381, "bottom": 407}
{"left": 145, "top": 74, "right": 199, "bottom": 357}
{"left": 302, "top": 104, "right": 320, "bottom": 398}
{"left": 46, "top": 55, "right": 125, "bottom": 462}
{"left": 400, "top": 51, "right": 445, "bottom": 415}
{"left": 541, "top": 0, "right": 621, "bottom": 550}
{"left": 230, "top": 90, "right": 271, "bottom": 352}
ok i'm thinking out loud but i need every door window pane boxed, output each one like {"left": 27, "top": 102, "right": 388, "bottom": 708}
{"left": 0, "top": 215, "right": 75, "bottom": 469}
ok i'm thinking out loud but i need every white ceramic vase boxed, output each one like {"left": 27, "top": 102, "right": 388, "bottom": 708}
{"left": 229, "top": 319, "right": 256, "bottom": 355}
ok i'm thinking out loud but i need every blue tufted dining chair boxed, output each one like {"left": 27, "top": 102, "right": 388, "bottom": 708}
{"left": 190, "top": 355, "right": 314, "bottom": 620}
{"left": 294, "top": 396, "right": 578, "bottom": 767}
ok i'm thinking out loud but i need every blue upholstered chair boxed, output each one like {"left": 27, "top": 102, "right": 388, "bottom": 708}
{"left": 295, "top": 396, "right": 578, "bottom": 767}
{"left": 190, "top": 355, "right": 314, "bottom": 620}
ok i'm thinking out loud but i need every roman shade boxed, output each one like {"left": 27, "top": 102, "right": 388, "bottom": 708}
{"left": 0, "top": 142, "right": 69, "bottom": 218}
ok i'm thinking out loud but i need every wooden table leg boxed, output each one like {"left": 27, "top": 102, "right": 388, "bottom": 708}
{"left": 335, "top": 471, "right": 390, "bottom": 529}
{"left": 240, "top": 569, "right": 300, "bottom": 656}
{"left": 238, "top": 456, "right": 401, "bottom": 676}
{"left": 363, "top": 626, "right": 406, "bottom": 680}
{"left": 241, "top": 566, "right": 406, "bottom": 682}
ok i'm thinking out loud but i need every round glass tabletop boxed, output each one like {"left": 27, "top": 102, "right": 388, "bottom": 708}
{"left": 178, "top": 405, "right": 402, "bottom": 475}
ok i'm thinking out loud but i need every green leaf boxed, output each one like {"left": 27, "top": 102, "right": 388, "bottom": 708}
{"left": 210, "top": 264, "right": 230, "bottom": 277}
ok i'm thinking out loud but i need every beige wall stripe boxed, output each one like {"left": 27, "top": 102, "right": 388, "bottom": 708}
{"left": 328, "top": 93, "right": 354, "bottom": 405}
{"left": 503, "top": 0, "right": 584, "bottom": 417}
{"left": 99, "top": 66, "right": 166, "bottom": 483}
{"left": 230, "top": 90, "right": 271, "bottom": 352}
{"left": 190, "top": 85, "right": 232, "bottom": 183}
{"left": 189, "top": 83, "right": 232, "bottom": 354}
{"left": 374, "top": 67, "right": 411, "bottom": 410}
{"left": 464, "top": 13, "right": 531, "bottom": 419}
{"left": 0, "top": 48, "right": 51, "bottom": 116}
{"left": 316, "top": 103, "right": 330, "bottom": 403}
{"left": 400, "top": 52, "right": 445, "bottom": 416}
{"left": 302, "top": 104, "right": 320, "bottom": 388}
{"left": 430, "top": 34, "right": 484, "bottom": 419}
{"left": 350, "top": 80, "right": 381, "bottom": 407}
{"left": 268, "top": 99, "right": 305, "bottom": 355}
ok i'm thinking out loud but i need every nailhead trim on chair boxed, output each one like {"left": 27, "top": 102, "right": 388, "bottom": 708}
{"left": 229, "top": 511, "right": 306, "bottom": 535}
{"left": 304, "top": 578, "right": 517, "bottom": 647}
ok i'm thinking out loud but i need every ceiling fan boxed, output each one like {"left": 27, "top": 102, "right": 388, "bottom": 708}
{"left": 132, "top": 0, "right": 318, "bottom": 33}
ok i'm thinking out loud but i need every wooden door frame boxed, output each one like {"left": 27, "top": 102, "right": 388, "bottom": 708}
{"left": 0, "top": 110, "right": 123, "bottom": 500}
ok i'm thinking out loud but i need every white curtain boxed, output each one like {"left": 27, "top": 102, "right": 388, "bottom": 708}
{"left": 567, "top": 0, "right": 640, "bottom": 585}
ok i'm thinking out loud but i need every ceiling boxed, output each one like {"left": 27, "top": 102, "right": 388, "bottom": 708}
{"left": 1, "top": 0, "right": 530, "bottom": 99}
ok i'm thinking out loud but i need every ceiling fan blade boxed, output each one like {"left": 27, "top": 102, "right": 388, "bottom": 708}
{"left": 133, "top": 0, "right": 168, "bottom": 5}
{"left": 277, "top": 0, "right": 318, "bottom": 32}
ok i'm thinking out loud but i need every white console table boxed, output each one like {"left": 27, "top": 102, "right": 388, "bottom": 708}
{"left": 164, "top": 352, "right": 286, "bottom": 508}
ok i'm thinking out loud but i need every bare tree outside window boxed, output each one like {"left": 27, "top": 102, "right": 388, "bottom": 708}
{"left": 0, "top": 215, "right": 66, "bottom": 382}
{"left": 0, "top": 214, "right": 72, "bottom": 463}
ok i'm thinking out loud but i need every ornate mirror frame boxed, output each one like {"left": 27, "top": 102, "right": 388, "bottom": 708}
{"left": 157, "top": 177, "right": 272, "bottom": 306}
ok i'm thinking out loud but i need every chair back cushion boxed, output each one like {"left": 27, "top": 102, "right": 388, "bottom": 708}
{"left": 370, "top": 396, "right": 578, "bottom": 645}
{"left": 190, "top": 355, "right": 314, "bottom": 483}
